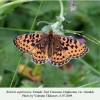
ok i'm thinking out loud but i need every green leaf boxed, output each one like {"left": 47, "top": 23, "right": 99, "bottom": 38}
{"left": 41, "top": 63, "right": 73, "bottom": 87}
{"left": 21, "top": 80, "right": 42, "bottom": 87}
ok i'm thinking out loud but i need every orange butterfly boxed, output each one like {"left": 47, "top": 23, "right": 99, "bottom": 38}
{"left": 13, "top": 29, "right": 89, "bottom": 66}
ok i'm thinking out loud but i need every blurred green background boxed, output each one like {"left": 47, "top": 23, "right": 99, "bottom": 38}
{"left": 0, "top": 0, "right": 100, "bottom": 87}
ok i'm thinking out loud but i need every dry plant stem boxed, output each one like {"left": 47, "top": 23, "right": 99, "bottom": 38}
{"left": 17, "top": 64, "right": 42, "bottom": 82}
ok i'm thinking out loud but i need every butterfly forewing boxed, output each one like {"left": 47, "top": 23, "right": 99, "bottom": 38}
{"left": 13, "top": 33, "right": 44, "bottom": 53}
{"left": 59, "top": 36, "right": 89, "bottom": 59}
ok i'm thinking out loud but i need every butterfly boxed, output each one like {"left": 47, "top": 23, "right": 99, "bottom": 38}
{"left": 13, "top": 29, "right": 89, "bottom": 66}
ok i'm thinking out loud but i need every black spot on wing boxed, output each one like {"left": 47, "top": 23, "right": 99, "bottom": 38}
{"left": 62, "top": 37, "right": 65, "bottom": 41}
{"left": 74, "top": 39, "right": 77, "bottom": 44}
{"left": 31, "top": 40, "right": 34, "bottom": 42}
{"left": 70, "top": 45, "right": 74, "bottom": 49}
{"left": 70, "top": 39, "right": 72, "bottom": 43}
{"left": 36, "top": 34, "right": 39, "bottom": 38}
{"left": 75, "top": 45, "right": 78, "bottom": 49}
{"left": 23, "top": 39, "right": 26, "bottom": 42}
{"left": 66, "top": 38, "right": 69, "bottom": 43}
{"left": 60, "top": 42, "right": 64, "bottom": 45}
{"left": 27, "top": 40, "right": 30, "bottom": 43}
{"left": 66, "top": 44, "right": 70, "bottom": 46}
{"left": 31, "top": 43, "right": 35, "bottom": 46}
{"left": 64, "top": 47, "right": 68, "bottom": 50}
{"left": 25, "top": 34, "right": 28, "bottom": 38}
{"left": 37, "top": 51, "right": 41, "bottom": 54}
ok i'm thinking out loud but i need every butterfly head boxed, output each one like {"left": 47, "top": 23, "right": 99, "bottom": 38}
{"left": 48, "top": 29, "right": 55, "bottom": 39}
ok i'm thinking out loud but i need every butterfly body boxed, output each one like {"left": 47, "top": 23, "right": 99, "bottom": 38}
{"left": 13, "top": 29, "right": 89, "bottom": 66}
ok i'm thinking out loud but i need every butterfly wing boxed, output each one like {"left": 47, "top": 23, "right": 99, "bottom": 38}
{"left": 59, "top": 36, "right": 89, "bottom": 59}
{"left": 50, "top": 40, "right": 71, "bottom": 66}
{"left": 13, "top": 33, "right": 45, "bottom": 53}
{"left": 50, "top": 34, "right": 89, "bottom": 66}
{"left": 30, "top": 39, "right": 48, "bottom": 64}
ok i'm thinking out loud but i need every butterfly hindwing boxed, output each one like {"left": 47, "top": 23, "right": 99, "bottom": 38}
{"left": 50, "top": 40, "right": 71, "bottom": 66}
{"left": 30, "top": 38, "right": 48, "bottom": 64}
